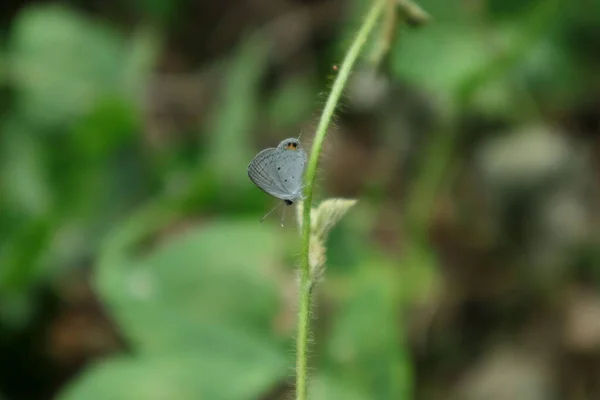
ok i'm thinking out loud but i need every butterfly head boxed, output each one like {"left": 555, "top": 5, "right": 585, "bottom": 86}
{"left": 278, "top": 138, "right": 300, "bottom": 151}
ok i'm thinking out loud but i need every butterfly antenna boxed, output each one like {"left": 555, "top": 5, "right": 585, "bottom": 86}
{"left": 260, "top": 202, "right": 282, "bottom": 223}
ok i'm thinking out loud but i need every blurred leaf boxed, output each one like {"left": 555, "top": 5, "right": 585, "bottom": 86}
{"left": 7, "top": 5, "right": 158, "bottom": 128}
{"left": 0, "top": 216, "right": 54, "bottom": 291}
{"left": 397, "top": 244, "right": 440, "bottom": 304}
{"left": 309, "top": 375, "right": 370, "bottom": 400}
{"left": 121, "top": 25, "right": 162, "bottom": 101}
{"left": 133, "top": 0, "right": 178, "bottom": 22}
{"left": 392, "top": 0, "right": 560, "bottom": 107}
{"left": 8, "top": 5, "right": 121, "bottom": 125}
{"left": 324, "top": 204, "right": 377, "bottom": 274}
{"left": 515, "top": 38, "right": 584, "bottom": 111}
{"left": 0, "top": 213, "right": 54, "bottom": 328}
{"left": 58, "top": 348, "right": 287, "bottom": 400}
{"left": 82, "top": 219, "right": 290, "bottom": 399}
{"left": 70, "top": 97, "right": 139, "bottom": 159}
{"left": 205, "top": 33, "right": 270, "bottom": 189}
{"left": 391, "top": 25, "right": 490, "bottom": 100}
{"left": 325, "top": 227, "right": 363, "bottom": 272}
{"left": 323, "top": 266, "right": 413, "bottom": 400}
{"left": 96, "top": 220, "right": 288, "bottom": 352}
{"left": 488, "top": 0, "right": 545, "bottom": 19}
{"left": 456, "top": 0, "right": 560, "bottom": 103}
{"left": 266, "top": 75, "right": 316, "bottom": 130}
{"left": 0, "top": 289, "right": 35, "bottom": 330}
{"left": 1, "top": 120, "right": 52, "bottom": 216}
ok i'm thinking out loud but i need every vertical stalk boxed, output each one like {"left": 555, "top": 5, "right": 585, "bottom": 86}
{"left": 295, "top": 1, "right": 387, "bottom": 398}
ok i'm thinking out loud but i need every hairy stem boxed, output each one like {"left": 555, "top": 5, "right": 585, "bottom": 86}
{"left": 295, "top": 1, "right": 387, "bottom": 398}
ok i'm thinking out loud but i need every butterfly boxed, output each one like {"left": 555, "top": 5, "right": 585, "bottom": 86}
{"left": 247, "top": 137, "right": 307, "bottom": 225}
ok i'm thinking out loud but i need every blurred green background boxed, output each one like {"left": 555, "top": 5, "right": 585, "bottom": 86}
{"left": 1, "top": 0, "right": 599, "bottom": 399}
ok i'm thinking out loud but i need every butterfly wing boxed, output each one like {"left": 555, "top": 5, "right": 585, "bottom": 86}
{"left": 274, "top": 148, "right": 307, "bottom": 199}
{"left": 247, "top": 148, "right": 290, "bottom": 199}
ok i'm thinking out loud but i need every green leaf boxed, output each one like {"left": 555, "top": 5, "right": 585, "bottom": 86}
{"left": 205, "top": 33, "right": 270, "bottom": 189}
{"left": 58, "top": 348, "right": 287, "bottom": 400}
{"left": 0, "top": 216, "right": 54, "bottom": 291}
{"left": 121, "top": 26, "right": 162, "bottom": 101}
{"left": 80, "top": 219, "right": 291, "bottom": 399}
{"left": 0, "top": 120, "right": 52, "bottom": 216}
{"left": 96, "top": 220, "right": 288, "bottom": 352}
{"left": 391, "top": 25, "right": 490, "bottom": 100}
{"left": 309, "top": 375, "right": 370, "bottom": 400}
{"left": 7, "top": 5, "right": 159, "bottom": 128}
{"left": 8, "top": 5, "right": 122, "bottom": 126}
{"left": 70, "top": 97, "right": 139, "bottom": 158}
{"left": 396, "top": 244, "right": 440, "bottom": 304}
{"left": 323, "top": 266, "right": 413, "bottom": 400}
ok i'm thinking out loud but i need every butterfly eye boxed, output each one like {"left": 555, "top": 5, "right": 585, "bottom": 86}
{"left": 292, "top": 142, "right": 297, "bottom": 148}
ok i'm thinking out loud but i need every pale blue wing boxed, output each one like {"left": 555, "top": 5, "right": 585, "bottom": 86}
{"left": 274, "top": 148, "right": 307, "bottom": 198}
{"left": 247, "top": 148, "right": 290, "bottom": 199}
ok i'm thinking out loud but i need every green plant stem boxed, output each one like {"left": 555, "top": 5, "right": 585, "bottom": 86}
{"left": 295, "top": 0, "right": 387, "bottom": 398}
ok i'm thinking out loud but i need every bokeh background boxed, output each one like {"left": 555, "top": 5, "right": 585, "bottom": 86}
{"left": 1, "top": 0, "right": 600, "bottom": 399}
